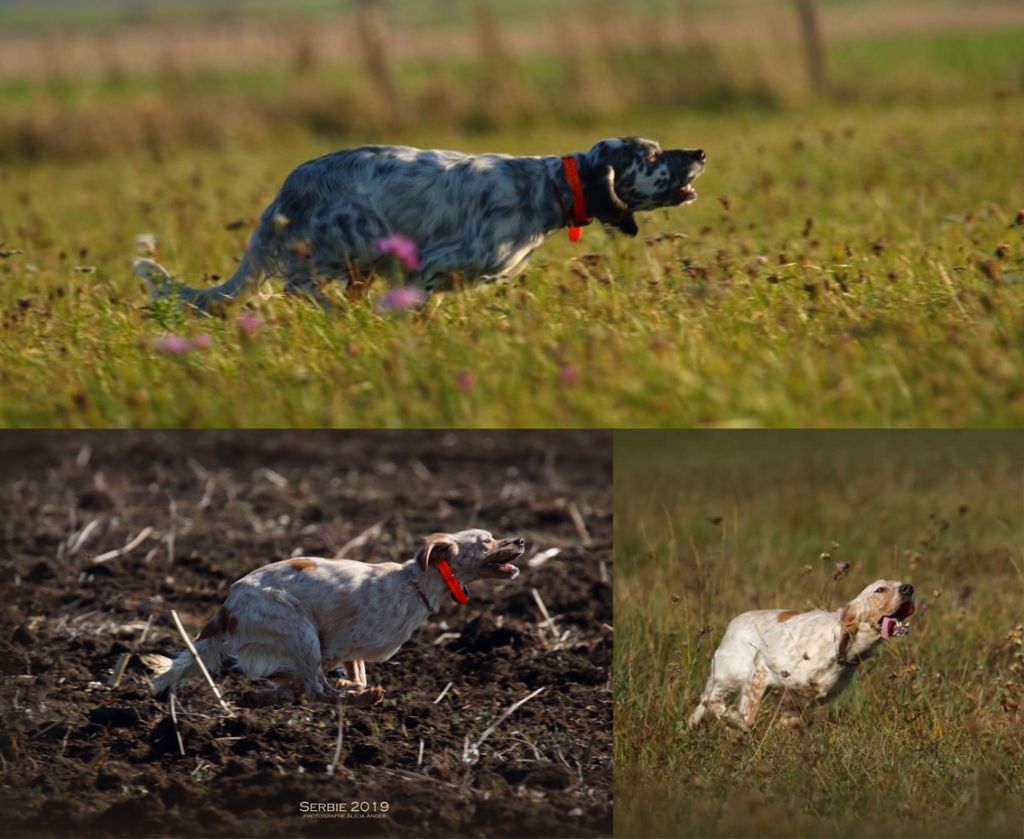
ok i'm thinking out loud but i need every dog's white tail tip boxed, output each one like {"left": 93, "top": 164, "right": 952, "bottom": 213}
{"left": 132, "top": 257, "right": 175, "bottom": 297}
{"left": 139, "top": 653, "right": 173, "bottom": 678}
{"left": 140, "top": 653, "right": 177, "bottom": 695}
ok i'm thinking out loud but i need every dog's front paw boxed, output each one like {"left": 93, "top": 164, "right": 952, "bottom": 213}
{"left": 341, "top": 686, "right": 385, "bottom": 707}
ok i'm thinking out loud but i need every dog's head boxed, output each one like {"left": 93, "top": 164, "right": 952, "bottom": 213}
{"left": 416, "top": 529, "right": 525, "bottom": 584}
{"left": 581, "top": 136, "right": 705, "bottom": 236}
{"left": 838, "top": 579, "right": 915, "bottom": 662}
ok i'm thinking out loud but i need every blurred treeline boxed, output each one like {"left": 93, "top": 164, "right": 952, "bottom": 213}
{"left": 0, "top": 0, "right": 1020, "bottom": 161}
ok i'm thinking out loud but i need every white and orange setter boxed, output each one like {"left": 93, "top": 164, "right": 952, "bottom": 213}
{"left": 142, "top": 529, "right": 525, "bottom": 705}
{"left": 688, "top": 579, "right": 915, "bottom": 730}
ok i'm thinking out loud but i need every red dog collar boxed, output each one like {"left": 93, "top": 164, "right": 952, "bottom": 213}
{"left": 561, "top": 155, "right": 589, "bottom": 241}
{"left": 435, "top": 558, "right": 469, "bottom": 605}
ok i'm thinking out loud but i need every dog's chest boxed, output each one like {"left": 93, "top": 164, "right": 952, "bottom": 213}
{"left": 322, "top": 604, "right": 422, "bottom": 663}
{"left": 775, "top": 665, "right": 845, "bottom": 699}
{"left": 483, "top": 235, "right": 545, "bottom": 278}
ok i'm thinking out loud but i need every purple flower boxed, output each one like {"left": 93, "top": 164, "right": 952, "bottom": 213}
{"left": 154, "top": 335, "right": 193, "bottom": 355}
{"left": 559, "top": 365, "right": 580, "bottom": 387}
{"left": 377, "top": 234, "right": 420, "bottom": 271}
{"left": 237, "top": 311, "right": 261, "bottom": 333}
{"left": 377, "top": 285, "right": 426, "bottom": 311}
{"left": 456, "top": 370, "right": 474, "bottom": 390}
{"left": 154, "top": 333, "right": 213, "bottom": 354}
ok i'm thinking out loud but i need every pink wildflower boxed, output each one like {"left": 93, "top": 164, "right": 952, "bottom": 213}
{"left": 456, "top": 370, "right": 474, "bottom": 390}
{"left": 377, "top": 234, "right": 420, "bottom": 271}
{"left": 559, "top": 365, "right": 580, "bottom": 387}
{"left": 154, "top": 335, "right": 192, "bottom": 355}
{"left": 154, "top": 333, "right": 213, "bottom": 354}
{"left": 378, "top": 285, "right": 426, "bottom": 311}
{"left": 237, "top": 311, "right": 261, "bottom": 333}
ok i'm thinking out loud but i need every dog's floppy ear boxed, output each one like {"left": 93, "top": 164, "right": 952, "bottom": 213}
{"left": 837, "top": 599, "right": 862, "bottom": 663}
{"left": 416, "top": 533, "right": 459, "bottom": 572}
{"left": 583, "top": 165, "right": 638, "bottom": 237}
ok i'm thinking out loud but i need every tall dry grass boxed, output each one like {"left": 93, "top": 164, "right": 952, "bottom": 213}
{"left": 615, "top": 431, "right": 1024, "bottom": 838}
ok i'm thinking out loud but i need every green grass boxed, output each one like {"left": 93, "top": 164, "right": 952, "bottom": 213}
{"left": 1, "top": 94, "right": 1022, "bottom": 427}
{"left": 614, "top": 430, "right": 1024, "bottom": 838}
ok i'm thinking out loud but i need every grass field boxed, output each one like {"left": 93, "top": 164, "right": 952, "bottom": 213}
{"left": 614, "top": 430, "right": 1024, "bottom": 838}
{"left": 0, "top": 16, "right": 1022, "bottom": 427}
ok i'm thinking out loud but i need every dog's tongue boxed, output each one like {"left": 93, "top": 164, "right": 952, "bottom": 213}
{"left": 880, "top": 616, "right": 898, "bottom": 639}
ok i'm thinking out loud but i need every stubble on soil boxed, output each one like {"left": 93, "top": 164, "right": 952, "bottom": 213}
{"left": 0, "top": 430, "right": 612, "bottom": 837}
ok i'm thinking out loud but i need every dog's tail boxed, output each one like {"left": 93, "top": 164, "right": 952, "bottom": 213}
{"left": 133, "top": 215, "right": 279, "bottom": 312}
{"left": 140, "top": 637, "right": 227, "bottom": 697}
{"left": 133, "top": 249, "right": 261, "bottom": 312}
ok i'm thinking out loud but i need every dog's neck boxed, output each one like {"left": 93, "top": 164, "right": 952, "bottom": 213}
{"left": 836, "top": 616, "right": 884, "bottom": 666}
{"left": 545, "top": 154, "right": 590, "bottom": 232}
{"left": 407, "top": 559, "right": 470, "bottom": 615}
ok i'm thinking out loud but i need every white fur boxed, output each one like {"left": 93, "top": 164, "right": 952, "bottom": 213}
{"left": 688, "top": 579, "right": 915, "bottom": 730}
{"left": 142, "top": 529, "right": 524, "bottom": 703}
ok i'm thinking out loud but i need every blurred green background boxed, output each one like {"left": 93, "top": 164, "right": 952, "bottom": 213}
{"left": 0, "top": 0, "right": 1020, "bottom": 160}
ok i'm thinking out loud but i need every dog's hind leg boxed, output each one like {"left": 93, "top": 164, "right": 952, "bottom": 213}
{"left": 282, "top": 266, "right": 335, "bottom": 308}
{"left": 278, "top": 199, "right": 390, "bottom": 306}
{"left": 737, "top": 663, "right": 771, "bottom": 730}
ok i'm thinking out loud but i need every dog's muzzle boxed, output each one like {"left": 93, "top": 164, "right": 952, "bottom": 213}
{"left": 480, "top": 538, "right": 525, "bottom": 580}
{"left": 669, "top": 148, "right": 705, "bottom": 205}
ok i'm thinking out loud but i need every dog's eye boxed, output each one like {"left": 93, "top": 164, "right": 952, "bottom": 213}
{"left": 645, "top": 150, "right": 658, "bottom": 163}
{"left": 875, "top": 587, "right": 886, "bottom": 593}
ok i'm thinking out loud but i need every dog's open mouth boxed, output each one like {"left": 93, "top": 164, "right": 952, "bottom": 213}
{"left": 481, "top": 544, "right": 525, "bottom": 580}
{"left": 677, "top": 184, "right": 698, "bottom": 204}
{"left": 675, "top": 165, "right": 703, "bottom": 205}
{"left": 879, "top": 600, "right": 915, "bottom": 639}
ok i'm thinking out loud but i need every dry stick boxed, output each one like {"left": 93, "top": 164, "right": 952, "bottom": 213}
{"left": 168, "top": 609, "right": 233, "bottom": 716}
{"left": 92, "top": 526, "right": 154, "bottom": 564}
{"left": 531, "top": 588, "right": 558, "bottom": 641}
{"left": 76, "top": 444, "right": 92, "bottom": 468}
{"left": 433, "top": 681, "right": 453, "bottom": 704}
{"left": 86, "top": 748, "right": 110, "bottom": 773}
{"left": 527, "top": 547, "right": 560, "bottom": 568}
{"left": 67, "top": 519, "right": 101, "bottom": 556}
{"left": 107, "top": 653, "right": 131, "bottom": 688}
{"left": 376, "top": 767, "right": 461, "bottom": 790}
{"left": 327, "top": 702, "right": 345, "bottom": 776}
{"left": 169, "top": 693, "right": 186, "bottom": 756}
{"left": 463, "top": 686, "right": 546, "bottom": 764}
{"left": 417, "top": 739, "right": 425, "bottom": 768}
{"left": 334, "top": 521, "right": 383, "bottom": 560}
{"left": 198, "top": 478, "right": 215, "bottom": 511}
{"left": 408, "top": 457, "right": 433, "bottom": 481}
{"left": 136, "top": 614, "right": 154, "bottom": 648}
{"left": 166, "top": 496, "right": 177, "bottom": 566}
{"left": 29, "top": 716, "right": 68, "bottom": 740}
{"left": 258, "top": 467, "right": 288, "bottom": 488}
{"left": 568, "top": 502, "right": 591, "bottom": 545}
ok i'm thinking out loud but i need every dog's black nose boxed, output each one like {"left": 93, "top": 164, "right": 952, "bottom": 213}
{"left": 514, "top": 538, "right": 525, "bottom": 548}
{"left": 694, "top": 149, "right": 706, "bottom": 162}
{"left": 899, "top": 583, "right": 914, "bottom": 596}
